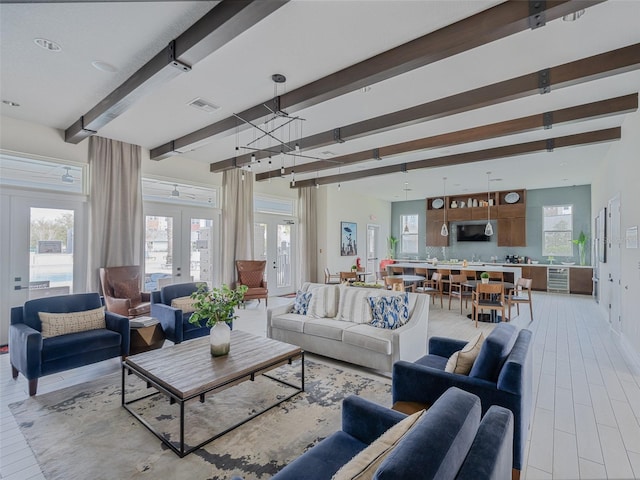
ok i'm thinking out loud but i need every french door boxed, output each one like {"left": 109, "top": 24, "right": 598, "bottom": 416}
{"left": 366, "top": 224, "right": 381, "bottom": 282}
{"left": 254, "top": 215, "right": 296, "bottom": 296}
{"left": 144, "top": 204, "right": 220, "bottom": 291}
{"left": 1, "top": 190, "right": 86, "bottom": 345}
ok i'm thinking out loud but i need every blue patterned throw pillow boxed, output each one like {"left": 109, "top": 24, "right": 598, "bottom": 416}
{"left": 368, "top": 293, "right": 409, "bottom": 329}
{"left": 292, "top": 290, "right": 313, "bottom": 315}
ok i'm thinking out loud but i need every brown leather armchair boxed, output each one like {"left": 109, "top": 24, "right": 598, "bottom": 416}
{"left": 99, "top": 266, "right": 151, "bottom": 318}
{"left": 235, "top": 260, "right": 268, "bottom": 307}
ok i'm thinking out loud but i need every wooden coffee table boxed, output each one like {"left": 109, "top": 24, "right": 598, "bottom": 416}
{"left": 122, "top": 330, "right": 304, "bottom": 457}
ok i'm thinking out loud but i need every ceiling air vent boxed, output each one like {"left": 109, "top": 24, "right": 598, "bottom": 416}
{"left": 188, "top": 98, "right": 220, "bottom": 114}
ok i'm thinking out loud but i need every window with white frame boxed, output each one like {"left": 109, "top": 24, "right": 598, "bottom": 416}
{"left": 0, "top": 152, "right": 86, "bottom": 194}
{"left": 400, "top": 214, "right": 419, "bottom": 254}
{"left": 142, "top": 178, "right": 218, "bottom": 207}
{"left": 542, "top": 205, "right": 573, "bottom": 257}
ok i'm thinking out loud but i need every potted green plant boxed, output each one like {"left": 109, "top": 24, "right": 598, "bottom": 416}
{"left": 572, "top": 231, "right": 588, "bottom": 266}
{"left": 480, "top": 272, "right": 490, "bottom": 284}
{"left": 189, "top": 283, "right": 248, "bottom": 356}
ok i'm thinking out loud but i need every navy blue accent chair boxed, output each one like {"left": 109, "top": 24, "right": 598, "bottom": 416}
{"left": 10, "top": 292, "right": 130, "bottom": 396}
{"left": 392, "top": 322, "right": 533, "bottom": 477}
{"left": 233, "top": 387, "right": 513, "bottom": 480}
{"left": 151, "top": 282, "right": 231, "bottom": 344}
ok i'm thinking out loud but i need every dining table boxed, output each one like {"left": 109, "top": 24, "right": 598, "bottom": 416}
{"left": 387, "top": 274, "right": 425, "bottom": 290}
{"left": 462, "top": 280, "right": 514, "bottom": 323}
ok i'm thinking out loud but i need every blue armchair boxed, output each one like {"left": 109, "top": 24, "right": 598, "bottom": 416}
{"left": 235, "top": 387, "right": 513, "bottom": 480}
{"left": 392, "top": 323, "right": 532, "bottom": 477}
{"left": 151, "top": 282, "right": 222, "bottom": 344}
{"left": 10, "top": 293, "right": 130, "bottom": 396}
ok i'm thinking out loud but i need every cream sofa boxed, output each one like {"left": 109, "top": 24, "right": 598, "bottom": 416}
{"left": 267, "top": 283, "right": 429, "bottom": 372}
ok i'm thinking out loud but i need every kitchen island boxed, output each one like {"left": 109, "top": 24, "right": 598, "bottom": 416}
{"left": 388, "top": 262, "right": 523, "bottom": 283}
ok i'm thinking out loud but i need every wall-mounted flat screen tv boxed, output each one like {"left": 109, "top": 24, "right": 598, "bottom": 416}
{"left": 456, "top": 224, "right": 491, "bottom": 242}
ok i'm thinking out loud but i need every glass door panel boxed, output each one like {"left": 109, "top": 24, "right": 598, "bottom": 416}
{"left": 276, "top": 223, "right": 292, "bottom": 289}
{"left": 254, "top": 216, "right": 296, "bottom": 296}
{"left": 144, "top": 205, "right": 219, "bottom": 291}
{"left": 190, "top": 218, "right": 214, "bottom": 284}
{"left": 144, "top": 215, "right": 174, "bottom": 291}
{"left": 28, "top": 207, "right": 74, "bottom": 299}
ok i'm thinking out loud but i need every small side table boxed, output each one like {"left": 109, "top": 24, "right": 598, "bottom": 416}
{"left": 130, "top": 320, "right": 165, "bottom": 355}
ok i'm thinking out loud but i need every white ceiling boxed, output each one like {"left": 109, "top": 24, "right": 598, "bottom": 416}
{"left": 1, "top": 0, "right": 639, "bottom": 202}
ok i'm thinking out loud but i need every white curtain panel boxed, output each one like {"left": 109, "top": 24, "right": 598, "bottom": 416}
{"left": 298, "top": 187, "right": 318, "bottom": 284}
{"left": 86, "top": 136, "right": 143, "bottom": 292}
{"left": 221, "top": 169, "right": 254, "bottom": 286}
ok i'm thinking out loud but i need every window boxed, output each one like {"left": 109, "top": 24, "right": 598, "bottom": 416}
{"left": 0, "top": 152, "right": 86, "bottom": 194}
{"left": 542, "top": 205, "right": 573, "bottom": 257}
{"left": 254, "top": 194, "right": 295, "bottom": 216}
{"left": 142, "top": 178, "right": 218, "bottom": 208}
{"left": 400, "top": 214, "right": 419, "bottom": 254}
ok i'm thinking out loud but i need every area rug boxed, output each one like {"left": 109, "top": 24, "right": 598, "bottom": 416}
{"left": 9, "top": 360, "right": 391, "bottom": 480}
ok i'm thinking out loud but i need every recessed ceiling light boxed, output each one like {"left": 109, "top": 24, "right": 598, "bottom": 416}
{"left": 91, "top": 61, "right": 118, "bottom": 73}
{"left": 34, "top": 38, "right": 62, "bottom": 52}
{"left": 2, "top": 99, "right": 20, "bottom": 107}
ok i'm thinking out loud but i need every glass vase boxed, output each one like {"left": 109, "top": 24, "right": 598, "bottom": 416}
{"left": 210, "top": 321, "right": 231, "bottom": 356}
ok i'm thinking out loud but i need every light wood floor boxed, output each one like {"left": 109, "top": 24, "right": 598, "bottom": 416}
{"left": 1, "top": 292, "right": 639, "bottom": 479}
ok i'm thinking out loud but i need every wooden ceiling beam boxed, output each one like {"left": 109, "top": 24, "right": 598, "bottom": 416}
{"left": 222, "top": 42, "right": 640, "bottom": 173}
{"left": 255, "top": 94, "right": 637, "bottom": 180}
{"left": 148, "top": 0, "right": 601, "bottom": 162}
{"left": 64, "top": 0, "right": 288, "bottom": 144}
{"left": 291, "top": 127, "right": 621, "bottom": 188}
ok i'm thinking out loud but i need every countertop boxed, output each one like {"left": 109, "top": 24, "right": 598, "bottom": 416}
{"left": 391, "top": 259, "right": 593, "bottom": 269}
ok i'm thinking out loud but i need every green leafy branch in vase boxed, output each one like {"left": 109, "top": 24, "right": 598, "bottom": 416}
{"left": 188, "top": 283, "right": 248, "bottom": 328}
{"left": 572, "top": 231, "right": 588, "bottom": 266}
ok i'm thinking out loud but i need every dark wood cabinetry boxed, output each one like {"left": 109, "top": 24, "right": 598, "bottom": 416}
{"left": 570, "top": 268, "right": 593, "bottom": 295}
{"left": 426, "top": 189, "right": 526, "bottom": 247}
{"left": 521, "top": 265, "right": 593, "bottom": 294}
{"left": 520, "top": 266, "right": 547, "bottom": 291}
{"left": 497, "top": 217, "right": 526, "bottom": 247}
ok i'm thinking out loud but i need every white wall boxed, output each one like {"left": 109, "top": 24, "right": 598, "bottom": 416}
{"left": 1, "top": 116, "right": 89, "bottom": 163}
{"left": 318, "top": 186, "right": 392, "bottom": 283}
{"left": 591, "top": 108, "right": 640, "bottom": 361}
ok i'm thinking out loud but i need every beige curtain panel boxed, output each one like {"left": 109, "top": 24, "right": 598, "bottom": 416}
{"left": 298, "top": 186, "right": 318, "bottom": 284}
{"left": 86, "top": 136, "right": 143, "bottom": 292}
{"left": 221, "top": 169, "right": 254, "bottom": 286}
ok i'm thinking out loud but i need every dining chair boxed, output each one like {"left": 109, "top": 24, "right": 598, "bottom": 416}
{"left": 385, "top": 276, "right": 411, "bottom": 292}
{"left": 340, "top": 271, "right": 357, "bottom": 283}
{"left": 324, "top": 267, "right": 341, "bottom": 284}
{"left": 448, "top": 274, "right": 473, "bottom": 314}
{"left": 506, "top": 278, "right": 533, "bottom": 321}
{"left": 472, "top": 283, "right": 506, "bottom": 328}
{"left": 415, "top": 272, "right": 444, "bottom": 307}
{"left": 376, "top": 269, "right": 388, "bottom": 286}
{"left": 389, "top": 265, "right": 405, "bottom": 275}
{"left": 487, "top": 271, "right": 504, "bottom": 282}
{"left": 461, "top": 269, "right": 478, "bottom": 281}
{"left": 437, "top": 268, "right": 451, "bottom": 295}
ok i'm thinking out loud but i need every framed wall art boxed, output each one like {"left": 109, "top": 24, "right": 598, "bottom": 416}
{"left": 340, "top": 221, "right": 357, "bottom": 256}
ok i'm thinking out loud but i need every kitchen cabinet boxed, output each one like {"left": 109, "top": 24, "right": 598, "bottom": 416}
{"left": 426, "top": 189, "right": 526, "bottom": 248}
{"left": 497, "top": 217, "right": 526, "bottom": 247}
{"left": 426, "top": 220, "right": 448, "bottom": 247}
{"left": 427, "top": 198, "right": 450, "bottom": 247}
{"left": 570, "top": 267, "right": 593, "bottom": 295}
{"left": 447, "top": 208, "right": 471, "bottom": 221}
{"left": 520, "top": 266, "right": 547, "bottom": 291}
